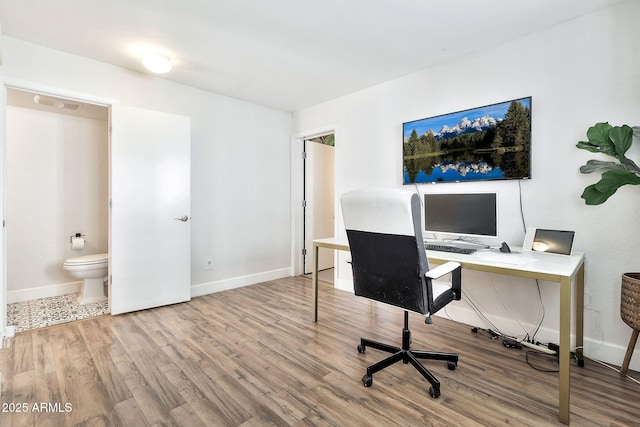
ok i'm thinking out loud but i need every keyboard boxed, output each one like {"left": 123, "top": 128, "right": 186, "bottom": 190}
{"left": 424, "top": 243, "right": 477, "bottom": 255}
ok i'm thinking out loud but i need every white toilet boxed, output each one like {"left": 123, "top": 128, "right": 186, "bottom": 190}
{"left": 63, "top": 253, "right": 108, "bottom": 305}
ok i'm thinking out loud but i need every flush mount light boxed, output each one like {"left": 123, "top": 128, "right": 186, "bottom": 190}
{"left": 142, "top": 54, "right": 172, "bottom": 74}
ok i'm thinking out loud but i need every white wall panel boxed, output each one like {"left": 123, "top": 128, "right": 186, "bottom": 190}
{"left": 6, "top": 106, "right": 107, "bottom": 296}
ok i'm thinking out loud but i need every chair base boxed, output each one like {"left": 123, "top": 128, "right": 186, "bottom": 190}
{"left": 357, "top": 311, "right": 458, "bottom": 398}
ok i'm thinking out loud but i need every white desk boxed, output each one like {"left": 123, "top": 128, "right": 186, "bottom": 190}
{"left": 311, "top": 237, "right": 585, "bottom": 425}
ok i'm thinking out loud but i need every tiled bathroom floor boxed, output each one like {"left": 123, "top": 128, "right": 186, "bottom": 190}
{"left": 7, "top": 293, "right": 109, "bottom": 333}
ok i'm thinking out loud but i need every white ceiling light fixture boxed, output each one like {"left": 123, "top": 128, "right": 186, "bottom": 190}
{"left": 142, "top": 53, "right": 172, "bottom": 74}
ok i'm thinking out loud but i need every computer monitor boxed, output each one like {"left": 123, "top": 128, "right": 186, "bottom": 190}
{"left": 424, "top": 192, "right": 498, "bottom": 239}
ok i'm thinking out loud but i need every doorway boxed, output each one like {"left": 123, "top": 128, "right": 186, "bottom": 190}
{"left": 1, "top": 83, "right": 192, "bottom": 334}
{"left": 4, "top": 88, "right": 110, "bottom": 331}
{"left": 303, "top": 134, "right": 335, "bottom": 277}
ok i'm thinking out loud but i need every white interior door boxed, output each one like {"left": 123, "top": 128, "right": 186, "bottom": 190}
{"left": 304, "top": 140, "right": 335, "bottom": 274}
{"left": 110, "top": 105, "right": 190, "bottom": 314}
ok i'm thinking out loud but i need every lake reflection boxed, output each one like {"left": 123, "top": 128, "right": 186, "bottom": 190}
{"left": 403, "top": 149, "right": 528, "bottom": 184}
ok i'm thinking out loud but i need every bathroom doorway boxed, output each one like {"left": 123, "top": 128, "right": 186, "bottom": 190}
{"left": 5, "top": 88, "right": 110, "bottom": 331}
{"left": 303, "top": 133, "right": 335, "bottom": 275}
{"left": 1, "top": 83, "right": 192, "bottom": 333}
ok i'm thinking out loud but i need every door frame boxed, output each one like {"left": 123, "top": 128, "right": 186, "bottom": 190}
{"left": 290, "top": 125, "right": 337, "bottom": 278}
{"left": 303, "top": 137, "right": 335, "bottom": 274}
{"left": 0, "top": 77, "right": 115, "bottom": 335}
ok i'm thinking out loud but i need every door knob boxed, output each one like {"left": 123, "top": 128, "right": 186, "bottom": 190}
{"left": 174, "top": 215, "right": 189, "bottom": 222}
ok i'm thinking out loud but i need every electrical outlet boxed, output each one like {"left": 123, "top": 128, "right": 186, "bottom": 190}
{"left": 206, "top": 258, "right": 213, "bottom": 270}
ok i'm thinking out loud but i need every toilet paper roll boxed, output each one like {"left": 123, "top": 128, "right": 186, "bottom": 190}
{"left": 71, "top": 237, "right": 85, "bottom": 250}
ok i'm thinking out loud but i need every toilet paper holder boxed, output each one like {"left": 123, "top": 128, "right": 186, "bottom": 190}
{"left": 70, "top": 233, "right": 86, "bottom": 243}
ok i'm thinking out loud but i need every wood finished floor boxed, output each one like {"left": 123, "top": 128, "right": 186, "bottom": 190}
{"left": 1, "top": 275, "right": 639, "bottom": 426}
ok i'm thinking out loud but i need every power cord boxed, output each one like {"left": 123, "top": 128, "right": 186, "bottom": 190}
{"left": 518, "top": 179, "right": 527, "bottom": 233}
{"left": 586, "top": 355, "right": 640, "bottom": 386}
{"left": 466, "top": 182, "right": 571, "bottom": 373}
{"left": 471, "top": 326, "right": 568, "bottom": 372}
{"left": 462, "top": 290, "right": 504, "bottom": 336}
{"left": 519, "top": 279, "right": 547, "bottom": 345}
{"left": 525, "top": 350, "right": 559, "bottom": 373}
{"left": 488, "top": 274, "right": 529, "bottom": 337}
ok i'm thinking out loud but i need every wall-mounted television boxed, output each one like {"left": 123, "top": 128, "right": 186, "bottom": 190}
{"left": 403, "top": 97, "right": 531, "bottom": 184}
{"left": 424, "top": 193, "right": 498, "bottom": 239}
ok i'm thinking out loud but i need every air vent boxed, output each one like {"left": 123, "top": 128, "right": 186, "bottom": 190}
{"left": 33, "top": 95, "right": 80, "bottom": 110}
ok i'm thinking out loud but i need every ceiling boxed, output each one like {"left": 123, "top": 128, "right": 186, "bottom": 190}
{"left": 0, "top": 0, "right": 627, "bottom": 113}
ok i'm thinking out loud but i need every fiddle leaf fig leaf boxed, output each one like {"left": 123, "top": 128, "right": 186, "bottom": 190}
{"left": 577, "top": 122, "right": 616, "bottom": 156}
{"left": 609, "top": 125, "right": 633, "bottom": 159}
{"left": 587, "top": 122, "right": 613, "bottom": 144}
{"left": 622, "top": 156, "right": 640, "bottom": 175}
{"left": 594, "top": 169, "right": 640, "bottom": 191}
{"left": 576, "top": 141, "right": 608, "bottom": 153}
{"left": 581, "top": 184, "right": 614, "bottom": 205}
{"left": 577, "top": 122, "right": 639, "bottom": 205}
{"left": 581, "top": 169, "right": 640, "bottom": 205}
{"left": 579, "top": 160, "right": 623, "bottom": 174}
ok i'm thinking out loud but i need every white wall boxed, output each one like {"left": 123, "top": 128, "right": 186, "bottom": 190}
{"left": 292, "top": 1, "right": 640, "bottom": 369}
{"left": 0, "top": 36, "right": 292, "bottom": 302}
{"left": 6, "top": 105, "right": 108, "bottom": 301}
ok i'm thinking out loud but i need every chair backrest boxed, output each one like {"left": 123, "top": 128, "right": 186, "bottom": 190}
{"left": 341, "top": 189, "right": 431, "bottom": 314}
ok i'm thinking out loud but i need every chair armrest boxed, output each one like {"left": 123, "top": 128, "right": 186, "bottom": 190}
{"left": 425, "top": 262, "right": 461, "bottom": 280}
{"left": 426, "top": 261, "right": 463, "bottom": 314}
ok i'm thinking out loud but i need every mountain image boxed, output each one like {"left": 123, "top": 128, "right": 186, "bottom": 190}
{"left": 402, "top": 97, "right": 532, "bottom": 184}
{"left": 433, "top": 115, "right": 502, "bottom": 140}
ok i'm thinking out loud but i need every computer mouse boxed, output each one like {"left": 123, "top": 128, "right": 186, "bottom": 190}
{"left": 500, "top": 242, "right": 511, "bottom": 253}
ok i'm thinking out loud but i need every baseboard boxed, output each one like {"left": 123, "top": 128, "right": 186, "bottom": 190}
{"left": 7, "top": 281, "right": 82, "bottom": 303}
{"left": 8, "top": 268, "right": 291, "bottom": 304}
{"left": 437, "top": 304, "right": 640, "bottom": 372}
{"left": 190, "top": 268, "right": 291, "bottom": 298}
{"left": 582, "top": 337, "right": 640, "bottom": 373}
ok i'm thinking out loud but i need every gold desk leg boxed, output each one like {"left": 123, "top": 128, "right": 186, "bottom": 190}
{"left": 575, "top": 263, "right": 585, "bottom": 357}
{"left": 312, "top": 243, "right": 320, "bottom": 322}
{"left": 559, "top": 275, "right": 571, "bottom": 424}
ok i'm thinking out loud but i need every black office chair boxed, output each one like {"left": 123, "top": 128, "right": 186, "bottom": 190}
{"left": 340, "top": 188, "right": 462, "bottom": 398}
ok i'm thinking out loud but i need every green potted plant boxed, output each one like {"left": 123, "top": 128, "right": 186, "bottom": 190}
{"left": 576, "top": 122, "right": 640, "bottom": 205}
{"left": 577, "top": 122, "right": 640, "bottom": 378}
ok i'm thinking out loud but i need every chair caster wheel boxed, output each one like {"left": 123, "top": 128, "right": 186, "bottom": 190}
{"left": 429, "top": 386, "right": 440, "bottom": 398}
{"left": 447, "top": 361, "right": 457, "bottom": 370}
{"left": 357, "top": 344, "right": 366, "bottom": 353}
{"left": 362, "top": 375, "right": 373, "bottom": 387}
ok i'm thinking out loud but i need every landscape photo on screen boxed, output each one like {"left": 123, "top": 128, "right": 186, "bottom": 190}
{"left": 403, "top": 97, "right": 531, "bottom": 184}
